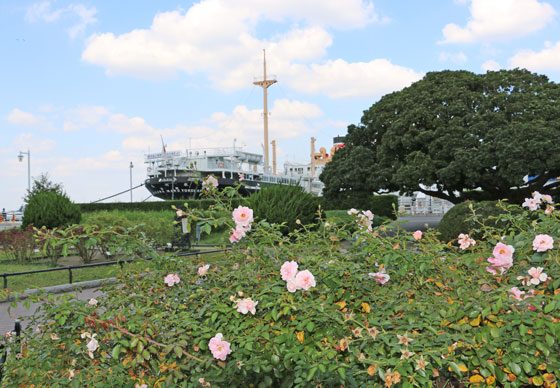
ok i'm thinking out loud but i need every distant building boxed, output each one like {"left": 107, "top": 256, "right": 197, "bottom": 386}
{"left": 398, "top": 192, "right": 454, "bottom": 215}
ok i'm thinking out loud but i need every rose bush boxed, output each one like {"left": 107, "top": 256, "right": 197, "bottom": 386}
{"left": 1, "top": 191, "right": 560, "bottom": 387}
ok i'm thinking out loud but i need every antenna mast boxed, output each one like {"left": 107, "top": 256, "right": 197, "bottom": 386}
{"left": 253, "top": 49, "right": 276, "bottom": 173}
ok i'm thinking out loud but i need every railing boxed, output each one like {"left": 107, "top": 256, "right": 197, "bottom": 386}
{"left": 0, "top": 248, "right": 229, "bottom": 290}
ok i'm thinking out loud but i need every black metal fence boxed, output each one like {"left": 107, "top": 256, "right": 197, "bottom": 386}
{"left": 1, "top": 248, "right": 228, "bottom": 290}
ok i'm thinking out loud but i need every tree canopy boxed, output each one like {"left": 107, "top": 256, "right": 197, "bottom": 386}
{"left": 24, "top": 172, "right": 65, "bottom": 203}
{"left": 320, "top": 69, "right": 560, "bottom": 204}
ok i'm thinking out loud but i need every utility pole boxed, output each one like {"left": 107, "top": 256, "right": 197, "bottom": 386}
{"left": 129, "top": 162, "right": 134, "bottom": 202}
{"left": 253, "top": 49, "right": 276, "bottom": 174}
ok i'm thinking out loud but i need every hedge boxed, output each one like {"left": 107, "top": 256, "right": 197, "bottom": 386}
{"left": 77, "top": 199, "right": 245, "bottom": 213}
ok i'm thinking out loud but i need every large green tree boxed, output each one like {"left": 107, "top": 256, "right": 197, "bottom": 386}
{"left": 321, "top": 69, "right": 560, "bottom": 204}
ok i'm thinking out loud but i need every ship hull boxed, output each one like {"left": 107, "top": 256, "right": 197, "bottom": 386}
{"left": 144, "top": 176, "right": 259, "bottom": 200}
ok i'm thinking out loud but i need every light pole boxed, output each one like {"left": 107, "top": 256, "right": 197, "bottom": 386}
{"left": 129, "top": 161, "right": 133, "bottom": 203}
{"left": 18, "top": 149, "right": 31, "bottom": 194}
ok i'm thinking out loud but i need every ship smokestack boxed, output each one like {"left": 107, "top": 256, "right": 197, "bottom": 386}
{"left": 271, "top": 140, "right": 277, "bottom": 175}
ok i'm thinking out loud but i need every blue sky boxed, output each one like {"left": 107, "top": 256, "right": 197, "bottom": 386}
{"left": 1, "top": 0, "right": 559, "bottom": 210}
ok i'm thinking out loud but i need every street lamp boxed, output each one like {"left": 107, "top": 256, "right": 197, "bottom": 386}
{"left": 129, "top": 161, "right": 134, "bottom": 203}
{"left": 18, "top": 149, "right": 31, "bottom": 194}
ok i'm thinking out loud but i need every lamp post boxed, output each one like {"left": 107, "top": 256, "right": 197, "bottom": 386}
{"left": 18, "top": 149, "right": 31, "bottom": 194}
{"left": 129, "top": 161, "right": 133, "bottom": 203}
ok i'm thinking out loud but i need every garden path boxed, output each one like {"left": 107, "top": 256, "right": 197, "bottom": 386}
{"left": 0, "top": 287, "right": 103, "bottom": 335}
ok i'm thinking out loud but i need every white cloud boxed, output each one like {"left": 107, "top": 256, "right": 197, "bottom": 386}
{"left": 441, "top": 0, "right": 556, "bottom": 44}
{"left": 5, "top": 108, "right": 44, "bottom": 126}
{"left": 481, "top": 59, "right": 501, "bottom": 71}
{"left": 63, "top": 106, "right": 109, "bottom": 131}
{"left": 81, "top": 0, "right": 412, "bottom": 99}
{"left": 25, "top": 1, "right": 97, "bottom": 38}
{"left": 439, "top": 51, "right": 468, "bottom": 63}
{"left": 13, "top": 133, "right": 56, "bottom": 153}
{"left": 509, "top": 41, "right": 560, "bottom": 71}
{"left": 285, "top": 59, "right": 423, "bottom": 99}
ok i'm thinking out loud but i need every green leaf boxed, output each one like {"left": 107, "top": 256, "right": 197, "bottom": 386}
{"left": 306, "top": 366, "right": 318, "bottom": 381}
{"left": 448, "top": 362, "right": 463, "bottom": 377}
{"left": 112, "top": 345, "right": 121, "bottom": 359}
{"left": 544, "top": 301, "right": 556, "bottom": 313}
{"left": 522, "top": 360, "right": 532, "bottom": 374}
{"left": 337, "top": 367, "right": 346, "bottom": 380}
{"left": 508, "top": 362, "right": 521, "bottom": 375}
{"left": 173, "top": 346, "right": 183, "bottom": 359}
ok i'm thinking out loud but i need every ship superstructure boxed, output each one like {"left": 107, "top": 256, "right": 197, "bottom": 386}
{"left": 143, "top": 51, "right": 338, "bottom": 200}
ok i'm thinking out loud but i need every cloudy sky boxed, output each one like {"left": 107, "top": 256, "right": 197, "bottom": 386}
{"left": 1, "top": 0, "right": 559, "bottom": 210}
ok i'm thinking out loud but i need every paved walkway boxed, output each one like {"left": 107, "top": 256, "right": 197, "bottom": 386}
{"left": 0, "top": 287, "right": 104, "bottom": 335}
{"left": 393, "top": 215, "right": 442, "bottom": 231}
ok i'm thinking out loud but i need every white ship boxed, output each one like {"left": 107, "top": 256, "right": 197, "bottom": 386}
{"left": 144, "top": 51, "right": 341, "bottom": 200}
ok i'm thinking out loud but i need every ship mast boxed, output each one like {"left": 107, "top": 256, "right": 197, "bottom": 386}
{"left": 253, "top": 49, "right": 276, "bottom": 173}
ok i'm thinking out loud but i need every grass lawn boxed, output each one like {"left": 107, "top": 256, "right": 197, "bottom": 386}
{"left": 0, "top": 261, "right": 123, "bottom": 293}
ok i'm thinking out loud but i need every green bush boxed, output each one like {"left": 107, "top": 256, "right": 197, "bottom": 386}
{"left": 0, "top": 226, "right": 36, "bottom": 262}
{"left": 437, "top": 200, "right": 521, "bottom": 242}
{"left": 247, "top": 184, "right": 320, "bottom": 234}
{"left": 23, "top": 191, "right": 81, "bottom": 229}
{"left": 369, "top": 195, "right": 398, "bottom": 219}
{"left": 4, "top": 194, "right": 560, "bottom": 387}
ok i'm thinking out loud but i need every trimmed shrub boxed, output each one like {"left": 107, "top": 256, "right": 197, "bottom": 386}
{"left": 77, "top": 199, "right": 245, "bottom": 213}
{"left": 437, "top": 200, "right": 522, "bottom": 242}
{"left": 369, "top": 195, "right": 398, "bottom": 219}
{"left": 23, "top": 191, "right": 81, "bottom": 229}
{"left": 247, "top": 184, "right": 320, "bottom": 234}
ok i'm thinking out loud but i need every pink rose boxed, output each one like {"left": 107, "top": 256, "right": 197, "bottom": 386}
{"left": 486, "top": 266, "right": 498, "bottom": 275}
{"left": 237, "top": 298, "right": 258, "bottom": 315}
{"left": 347, "top": 208, "right": 358, "bottom": 215}
{"left": 413, "top": 230, "right": 422, "bottom": 240}
{"left": 362, "top": 210, "right": 374, "bottom": 221}
{"left": 532, "top": 234, "right": 554, "bottom": 252}
{"left": 458, "top": 233, "right": 475, "bottom": 250}
{"left": 522, "top": 197, "right": 540, "bottom": 211}
{"left": 280, "top": 261, "right": 299, "bottom": 281}
{"left": 208, "top": 333, "right": 232, "bottom": 361}
{"left": 492, "top": 242, "right": 515, "bottom": 261}
{"left": 528, "top": 267, "right": 548, "bottom": 285}
{"left": 202, "top": 175, "right": 218, "bottom": 189}
{"left": 176, "top": 209, "right": 185, "bottom": 217}
{"left": 295, "top": 270, "right": 316, "bottom": 291}
{"left": 487, "top": 256, "right": 513, "bottom": 274}
{"left": 229, "top": 227, "right": 245, "bottom": 243}
{"left": 164, "top": 273, "right": 180, "bottom": 287}
{"left": 541, "top": 194, "right": 553, "bottom": 204}
{"left": 368, "top": 271, "right": 390, "bottom": 284}
{"left": 508, "top": 287, "right": 526, "bottom": 301}
{"left": 286, "top": 277, "right": 298, "bottom": 293}
{"left": 198, "top": 264, "right": 210, "bottom": 276}
{"left": 545, "top": 205, "right": 554, "bottom": 215}
{"left": 232, "top": 206, "right": 253, "bottom": 226}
